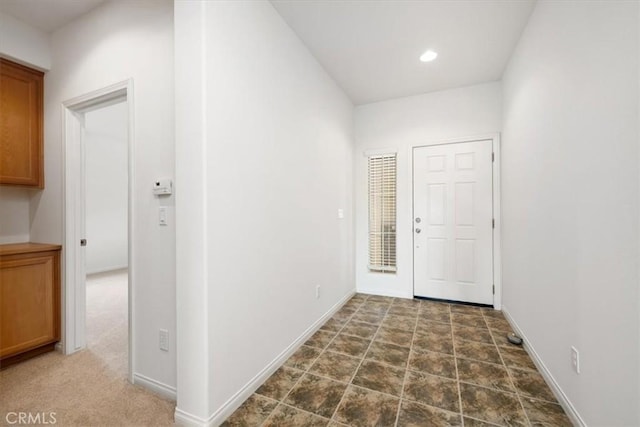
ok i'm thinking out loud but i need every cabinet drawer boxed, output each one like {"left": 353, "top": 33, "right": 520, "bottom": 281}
{"left": 0, "top": 247, "right": 60, "bottom": 361}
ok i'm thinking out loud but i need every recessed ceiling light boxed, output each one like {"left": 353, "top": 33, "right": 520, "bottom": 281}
{"left": 420, "top": 50, "right": 438, "bottom": 62}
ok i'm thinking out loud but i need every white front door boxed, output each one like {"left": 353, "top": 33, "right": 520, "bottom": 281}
{"left": 413, "top": 140, "right": 494, "bottom": 305}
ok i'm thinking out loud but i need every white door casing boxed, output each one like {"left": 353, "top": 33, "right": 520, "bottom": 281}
{"left": 63, "top": 80, "right": 134, "bottom": 382}
{"left": 413, "top": 139, "right": 494, "bottom": 305}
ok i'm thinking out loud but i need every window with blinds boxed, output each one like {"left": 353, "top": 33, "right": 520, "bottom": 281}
{"left": 368, "top": 154, "right": 397, "bottom": 273}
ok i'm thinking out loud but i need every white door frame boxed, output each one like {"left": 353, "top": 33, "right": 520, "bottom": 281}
{"left": 62, "top": 79, "right": 135, "bottom": 382}
{"left": 409, "top": 133, "right": 502, "bottom": 309}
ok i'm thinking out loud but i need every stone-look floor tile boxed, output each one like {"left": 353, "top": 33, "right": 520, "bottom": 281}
{"left": 367, "top": 295, "right": 394, "bottom": 304}
{"left": 388, "top": 305, "right": 419, "bottom": 317}
{"left": 351, "top": 311, "right": 385, "bottom": 325}
{"left": 489, "top": 328, "right": 516, "bottom": 347}
{"left": 374, "top": 325, "right": 414, "bottom": 347}
{"left": 358, "top": 302, "right": 390, "bottom": 316}
{"left": 417, "top": 319, "right": 453, "bottom": 335}
{"left": 498, "top": 346, "right": 537, "bottom": 371}
{"left": 481, "top": 308, "right": 506, "bottom": 320}
{"left": 306, "top": 329, "right": 337, "bottom": 350}
{"left": 382, "top": 314, "right": 417, "bottom": 331}
{"left": 393, "top": 296, "right": 420, "bottom": 304}
{"left": 221, "top": 394, "right": 278, "bottom": 427}
{"left": 308, "top": 351, "right": 360, "bottom": 382}
{"left": 456, "top": 358, "right": 515, "bottom": 393}
{"left": 256, "top": 366, "right": 304, "bottom": 400}
{"left": 352, "top": 360, "right": 405, "bottom": 396}
{"left": 365, "top": 340, "right": 410, "bottom": 368}
{"left": 342, "top": 301, "right": 364, "bottom": 312}
{"left": 484, "top": 316, "right": 511, "bottom": 331}
{"left": 452, "top": 324, "right": 494, "bottom": 345}
{"left": 284, "top": 374, "right": 348, "bottom": 418}
{"left": 321, "top": 318, "right": 347, "bottom": 333}
{"left": 341, "top": 320, "right": 379, "bottom": 340}
{"left": 351, "top": 294, "right": 369, "bottom": 303}
{"left": 403, "top": 370, "right": 460, "bottom": 413}
{"left": 450, "top": 304, "right": 485, "bottom": 316}
{"left": 397, "top": 400, "right": 462, "bottom": 427}
{"left": 333, "top": 385, "right": 400, "bottom": 427}
{"left": 509, "top": 367, "right": 557, "bottom": 402}
{"left": 285, "top": 345, "right": 322, "bottom": 370}
{"left": 521, "top": 397, "right": 573, "bottom": 427}
{"left": 413, "top": 331, "right": 454, "bottom": 355}
{"left": 455, "top": 340, "right": 501, "bottom": 364}
{"left": 417, "top": 310, "right": 451, "bottom": 324}
{"left": 408, "top": 348, "right": 456, "bottom": 379}
{"left": 459, "top": 383, "right": 527, "bottom": 427}
{"left": 262, "top": 404, "right": 329, "bottom": 427}
{"left": 463, "top": 417, "right": 502, "bottom": 426}
{"left": 451, "top": 313, "right": 487, "bottom": 328}
{"left": 420, "top": 300, "right": 451, "bottom": 313}
{"left": 327, "top": 333, "right": 371, "bottom": 358}
{"left": 334, "top": 307, "right": 357, "bottom": 320}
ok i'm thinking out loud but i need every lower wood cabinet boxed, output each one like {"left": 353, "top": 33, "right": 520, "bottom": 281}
{"left": 0, "top": 243, "right": 61, "bottom": 367}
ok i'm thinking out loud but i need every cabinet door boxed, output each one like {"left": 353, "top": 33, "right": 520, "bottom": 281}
{"left": 0, "top": 58, "right": 44, "bottom": 188}
{"left": 0, "top": 254, "right": 59, "bottom": 358}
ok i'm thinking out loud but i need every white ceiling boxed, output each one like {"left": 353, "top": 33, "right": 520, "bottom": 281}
{"left": 0, "top": 0, "right": 105, "bottom": 33}
{"left": 271, "top": 0, "right": 536, "bottom": 105}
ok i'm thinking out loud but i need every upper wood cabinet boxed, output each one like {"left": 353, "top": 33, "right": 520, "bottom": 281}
{"left": 0, "top": 58, "right": 44, "bottom": 188}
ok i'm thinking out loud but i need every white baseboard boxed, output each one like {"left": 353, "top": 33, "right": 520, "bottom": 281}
{"left": 133, "top": 372, "right": 177, "bottom": 401}
{"left": 356, "top": 287, "right": 413, "bottom": 299}
{"left": 174, "top": 289, "right": 356, "bottom": 427}
{"left": 174, "top": 408, "right": 213, "bottom": 427}
{"left": 501, "top": 305, "right": 586, "bottom": 427}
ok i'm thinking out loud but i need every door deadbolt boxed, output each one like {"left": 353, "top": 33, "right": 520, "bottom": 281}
{"left": 415, "top": 228, "right": 421, "bottom": 234}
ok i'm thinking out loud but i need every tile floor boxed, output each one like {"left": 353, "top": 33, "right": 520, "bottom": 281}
{"left": 222, "top": 294, "right": 572, "bottom": 427}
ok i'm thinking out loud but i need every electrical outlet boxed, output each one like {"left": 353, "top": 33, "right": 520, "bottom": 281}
{"left": 159, "top": 329, "right": 169, "bottom": 352}
{"left": 571, "top": 346, "right": 580, "bottom": 374}
{"left": 316, "top": 285, "right": 320, "bottom": 299}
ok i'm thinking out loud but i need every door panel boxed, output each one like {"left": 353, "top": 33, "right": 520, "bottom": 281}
{"left": 413, "top": 140, "right": 493, "bottom": 305}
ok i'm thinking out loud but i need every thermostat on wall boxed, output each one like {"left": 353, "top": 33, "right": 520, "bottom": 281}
{"left": 153, "top": 178, "right": 172, "bottom": 196}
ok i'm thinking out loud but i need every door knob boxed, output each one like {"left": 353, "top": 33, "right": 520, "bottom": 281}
{"left": 415, "top": 228, "right": 421, "bottom": 234}
{"left": 80, "top": 239, "right": 87, "bottom": 246}
{"left": 415, "top": 218, "right": 421, "bottom": 223}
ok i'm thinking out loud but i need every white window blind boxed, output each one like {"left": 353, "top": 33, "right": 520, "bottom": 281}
{"left": 368, "top": 154, "right": 397, "bottom": 272}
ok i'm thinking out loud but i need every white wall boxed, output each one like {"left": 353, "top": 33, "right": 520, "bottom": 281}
{"left": 30, "top": 0, "right": 176, "bottom": 393}
{"left": 84, "top": 101, "right": 128, "bottom": 274}
{"left": 175, "top": 0, "right": 354, "bottom": 422}
{"left": 0, "top": 11, "right": 51, "bottom": 70}
{"left": 0, "top": 187, "right": 31, "bottom": 244}
{"left": 0, "top": 13, "right": 51, "bottom": 245}
{"left": 354, "top": 83, "right": 501, "bottom": 299}
{"left": 502, "top": 1, "right": 639, "bottom": 425}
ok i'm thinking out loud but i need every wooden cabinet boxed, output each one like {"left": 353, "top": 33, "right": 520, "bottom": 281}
{"left": 0, "top": 58, "right": 44, "bottom": 188}
{"left": 0, "top": 243, "right": 61, "bottom": 367}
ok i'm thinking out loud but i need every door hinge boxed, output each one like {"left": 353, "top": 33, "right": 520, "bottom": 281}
{"left": 493, "top": 284, "right": 495, "bottom": 294}
{"left": 492, "top": 152, "right": 495, "bottom": 162}
{"left": 492, "top": 219, "right": 495, "bottom": 229}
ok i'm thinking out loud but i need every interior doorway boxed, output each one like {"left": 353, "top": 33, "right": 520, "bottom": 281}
{"left": 412, "top": 136, "right": 501, "bottom": 306}
{"left": 83, "top": 100, "right": 129, "bottom": 378}
{"left": 63, "top": 81, "right": 134, "bottom": 382}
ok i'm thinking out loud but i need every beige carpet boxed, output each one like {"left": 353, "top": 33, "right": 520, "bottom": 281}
{"left": 86, "top": 269, "right": 129, "bottom": 378}
{"left": 0, "top": 269, "right": 175, "bottom": 426}
{"left": 0, "top": 350, "right": 175, "bottom": 426}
